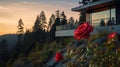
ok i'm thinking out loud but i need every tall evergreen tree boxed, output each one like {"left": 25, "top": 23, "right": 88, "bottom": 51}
{"left": 48, "top": 14, "right": 55, "bottom": 31}
{"left": 100, "top": 19, "right": 105, "bottom": 26}
{"left": 49, "top": 23, "right": 56, "bottom": 41}
{"left": 60, "top": 11, "right": 66, "bottom": 19}
{"left": 33, "top": 15, "right": 41, "bottom": 32}
{"left": 49, "top": 14, "right": 56, "bottom": 26}
{"left": 39, "top": 11, "right": 47, "bottom": 41}
{"left": 17, "top": 18, "right": 24, "bottom": 44}
{"left": 56, "top": 10, "right": 60, "bottom": 18}
{"left": 79, "top": 11, "right": 86, "bottom": 24}
{"left": 60, "top": 11, "right": 67, "bottom": 25}
{"left": 40, "top": 11, "right": 47, "bottom": 31}
{"left": 10, "top": 18, "right": 24, "bottom": 61}
{"left": 32, "top": 12, "right": 46, "bottom": 42}
{"left": 69, "top": 17, "right": 74, "bottom": 24}
{"left": 68, "top": 17, "right": 74, "bottom": 29}
{"left": 47, "top": 14, "right": 56, "bottom": 41}
{"left": 32, "top": 19, "right": 44, "bottom": 42}
{"left": 55, "top": 10, "right": 61, "bottom": 26}
{"left": 40, "top": 11, "right": 47, "bottom": 24}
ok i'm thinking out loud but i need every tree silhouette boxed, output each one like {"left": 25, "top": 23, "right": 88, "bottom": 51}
{"left": 47, "top": 14, "right": 56, "bottom": 41}
{"left": 32, "top": 13, "right": 46, "bottom": 42}
{"left": 60, "top": 11, "right": 67, "bottom": 25}
{"left": 40, "top": 11, "right": 47, "bottom": 31}
{"left": 107, "top": 18, "right": 115, "bottom": 26}
{"left": 79, "top": 11, "right": 86, "bottom": 24}
{"left": 49, "top": 23, "right": 56, "bottom": 41}
{"left": 40, "top": 11, "right": 47, "bottom": 23}
{"left": 55, "top": 10, "right": 61, "bottom": 26}
{"left": 68, "top": 17, "right": 75, "bottom": 29}
{"left": 56, "top": 10, "right": 60, "bottom": 18}
{"left": 69, "top": 17, "right": 74, "bottom": 24}
{"left": 100, "top": 19, "right": 105, "bottom": 26}
{"left": 33, "top": 15, "right": 41, "bottom": 32}
{"left": 48, "top": 14, "right": 55, "bottom": 31}
{"left": 17, "top": 18, "right": 24, "bottom": 44}
{"left": 10, "top": 18, "right": 24, "bottom": 61}
{"left": 49, "top": 14, "right": 56, "bottom": 26}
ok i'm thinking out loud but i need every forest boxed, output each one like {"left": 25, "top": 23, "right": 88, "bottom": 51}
{"left": 0, "top": 10, "right": 79, "bottom": 67}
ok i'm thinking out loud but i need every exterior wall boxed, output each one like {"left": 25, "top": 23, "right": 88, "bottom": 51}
{"left": 55, "top": 30, "right": 74, "bottom": 37}
{"left": 115, "top": 0, "right": 120, "bottom": 24}
{"left": 55, "top": 0, "right": 120, "bottom": 37}
{"left": 55, "top": 25, "right": 120, "bottom": 37}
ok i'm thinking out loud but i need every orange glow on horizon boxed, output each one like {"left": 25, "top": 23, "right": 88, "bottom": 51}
{"left": 0, "top": 2, "right": 79, "bottom": 35}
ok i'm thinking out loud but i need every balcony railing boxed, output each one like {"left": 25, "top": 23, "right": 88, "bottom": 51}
{"left": 56, "top": 24, "right": 76, "bottom": 31}
{"left": 56, "top": 17, "right": 116, "bottom": 31}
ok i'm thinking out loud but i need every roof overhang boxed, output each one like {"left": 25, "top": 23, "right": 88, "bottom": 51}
{"left": 72, "top": 0, "right": 115, "bottom": 12}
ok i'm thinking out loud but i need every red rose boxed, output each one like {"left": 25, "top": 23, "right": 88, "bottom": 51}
{"left": 74, "top": 22, "right": 94, "bottom": 40}
{"left": 55, "top": 52, "right": 63, "bottom": 62}
{"left": 107, "top": 32, "right": 117, "bottom": 40}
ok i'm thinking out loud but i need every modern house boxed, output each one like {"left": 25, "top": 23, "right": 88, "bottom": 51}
{"left": 55, "top": 0, "right": 120, "bottom": 37}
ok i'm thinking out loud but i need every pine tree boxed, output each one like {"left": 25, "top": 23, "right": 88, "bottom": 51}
{"left": 107, "top": 18, "right": 114, "bottom": 26}
{"left": 17, "top": 18, "right": 24, "bottom": 44}
{"left": 69, "top": 17, "right": 74, "bottom": 24}
{"left": 49, "top": 23, "right": 56, "bottom": 41}
{"left": 48, "top": 14, "right": 55, "bottom": 31}
{"left": 68, "top": 17, "right": 74, "bottom": 29}
{"left": 40, "top": 11, "right": 47, "bottom": 24}
{"left": 47, "top": 14, "right": 56, "bottom": 41}
{"left": 60, "top": 11, "right": 67, "bottom": 25}
{"left": 56, "top": 10, "right": 60, "bottom": 18}
{"left": 49, "top": 14, "right": 56, "bottom": 26}
{"left": 32, "top": 15, "right": 41, "bottom": 42}
{"left": 40, "top": 11, "right": 47, "bottom": 31}
{"left": 79, "top": 11, "right": 86, "bottom": 24}
{"left": 33, "top": 15, "right": 41, "bottom": 32}
{"left": 100, "top": 19, "right": 105, "bottom": 26}
{"left": 10, "top": 18, "right": 24, "bottom": 61}
{"left": 55, "top": 10, "right": 61, "bottom": 26}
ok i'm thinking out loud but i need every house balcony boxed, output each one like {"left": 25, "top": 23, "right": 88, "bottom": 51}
{"left": 55, "top": 22, "right": 120, "bottom": 37}
{"left": 55, "top": 24, "right": 75, "bottom": 37}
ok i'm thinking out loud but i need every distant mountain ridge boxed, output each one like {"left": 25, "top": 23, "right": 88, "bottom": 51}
{"left": 0, "top": 34, "right": 17, "bottom": 51}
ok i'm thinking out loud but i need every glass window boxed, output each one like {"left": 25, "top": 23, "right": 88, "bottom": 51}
{"left": 91, "top": 8, "right": 116, "bottom": 27}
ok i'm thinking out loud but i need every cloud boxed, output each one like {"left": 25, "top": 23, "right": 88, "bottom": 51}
{"left": 0, "top": 1, "right": 79, "bottom": 35}
{"left": 0, "top": 6, "right": 10, "bottom": 10}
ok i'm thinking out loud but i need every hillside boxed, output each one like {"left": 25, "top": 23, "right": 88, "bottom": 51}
{"left": 0, "top": 34, "right": 17, "bottom": 51}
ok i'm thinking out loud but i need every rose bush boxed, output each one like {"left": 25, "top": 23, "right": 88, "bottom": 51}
{"left": 55, "top": 52, "right": 63, "bottom": 62}
{"left": 107, "top": 32, "right": 117, "bottom": 40}
{"left": 74, "top": 22, "right": 94, "bottom": 40}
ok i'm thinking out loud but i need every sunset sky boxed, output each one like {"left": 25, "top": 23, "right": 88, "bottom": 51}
{"left": 0, "top": 0, "right": 80, "bottom": 35}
